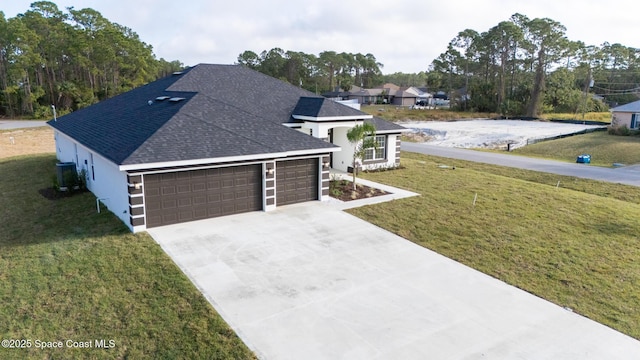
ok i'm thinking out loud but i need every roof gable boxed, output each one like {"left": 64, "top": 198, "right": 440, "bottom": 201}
{"left": 292, "top": 97, "right": 369, "bottom": 119}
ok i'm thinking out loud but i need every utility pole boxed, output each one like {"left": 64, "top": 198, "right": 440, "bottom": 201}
{"left": 581, "top": 66, "right": 592, "bottom": 120}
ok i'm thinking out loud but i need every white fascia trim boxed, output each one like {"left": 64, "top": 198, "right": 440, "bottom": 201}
{"left": 292, "top": 114, "right": 373, "bottom": 122}
{"left": 118, "top": 148, "right": 341, "bottom": 171}
{"left": 282, "top": 123, "right": 302, "bottom": 128}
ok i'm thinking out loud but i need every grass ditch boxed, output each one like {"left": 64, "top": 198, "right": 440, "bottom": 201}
{"left": 511, "top": 131, "right": 640, "bottom": 167}
{"left": 349, "top": 151, "right": 640, "bottom": 339}
{"left": 0, "top": 155, "right": 255, "bottom": 359}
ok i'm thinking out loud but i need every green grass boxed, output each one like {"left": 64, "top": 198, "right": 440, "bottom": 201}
{"left": 540, "top": 112, "right": 611, "bottom": 122}
{"left": 351, "top": 151, "right": 640, "bottom": 339}
{"left": 361, "top": 106, "right": 611, "bottom": 123}
{"left": 0, "top": 155, "right": 255, "bottom": 359}
{"left": 511, "top": 131, "right": 640, "bottom": 166}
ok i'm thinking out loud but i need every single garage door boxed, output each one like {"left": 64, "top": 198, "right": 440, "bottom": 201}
{"left": 145, "top": 165, "right": 262, "bottom": 228}
{"left": 276, "top": 158, "right": 318, "bottom": 206}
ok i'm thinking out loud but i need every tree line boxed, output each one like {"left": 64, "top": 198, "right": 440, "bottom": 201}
{"left": 429, "top": 13, "right": 640, "bottom": 116}
{"left": 236, "top": 49, "right": 383, "bottom": 94}
{"left": 4, "top": 4, "right": 637, "bottom": 120}
{"left": 0, "top": 2, "right": 183, "bottom": 118}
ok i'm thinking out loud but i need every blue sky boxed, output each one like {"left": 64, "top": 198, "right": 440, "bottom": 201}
{"left": 2, "top": 0, "right": 638, "bottom": 74}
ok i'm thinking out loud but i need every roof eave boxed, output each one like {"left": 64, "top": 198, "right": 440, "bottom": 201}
{"left": 375, "top": 128, "right": 411, "bottom": 134}
{"left": 292, "top": 114, "right": 373, "bottom": 121}
{"left": 118, "top": 147, "right": 341, "bottom": 172}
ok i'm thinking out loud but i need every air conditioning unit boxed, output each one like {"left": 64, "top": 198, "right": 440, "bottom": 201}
{"left": 56, "top": 162, "right": 77, "bottom": 191}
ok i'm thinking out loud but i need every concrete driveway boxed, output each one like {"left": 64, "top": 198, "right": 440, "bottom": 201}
{"left": 148, "top": 202, "right": 640, "bottom": 359}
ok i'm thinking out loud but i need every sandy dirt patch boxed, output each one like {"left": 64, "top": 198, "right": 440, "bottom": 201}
{"left": 404, "top": 120, "right": 605, "bottom": 149}
{"left": 0, "top": 127, "right": 55, "bottom": 159}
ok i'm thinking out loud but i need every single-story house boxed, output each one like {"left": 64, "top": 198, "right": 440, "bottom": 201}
{"left": 341, "top": 84, "right": 423, "bottom": 106}
{"left": 611, "top": 100, "right": 640, "bottom": 129}
{"left": 48, "top": 64, "right": 407, "bottom": 232}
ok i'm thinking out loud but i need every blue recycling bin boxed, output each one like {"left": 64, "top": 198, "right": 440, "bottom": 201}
{"left": 576, "top": 154, "right": 591, "bottom": 164}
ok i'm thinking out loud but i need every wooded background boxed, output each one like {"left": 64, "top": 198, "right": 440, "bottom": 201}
{"left": 1, "top": 3, "right": 638, "bottom": 118}
{"left": 0, "top": 2, "right": 182, "bottom": 119}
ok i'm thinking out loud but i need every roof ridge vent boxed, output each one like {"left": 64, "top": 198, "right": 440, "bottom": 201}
{"left": 155, "top": 96, "right": 170, "bottom": 101}
{"left": 169, "top": 97, "right": 186, "bottom": 102}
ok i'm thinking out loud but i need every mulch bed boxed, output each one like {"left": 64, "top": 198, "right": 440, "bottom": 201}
{"left": 38, "top": 187, "right": 86, "bottom": 200}
{"left": 329, "top": 179, "right": 389, "bottom": 202}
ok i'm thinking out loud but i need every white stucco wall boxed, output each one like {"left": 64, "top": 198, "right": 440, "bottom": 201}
{"left": 331, "top": 126, "right": 355, "bottom": 172}
{"left": 54, "top": 131, "right": 132, "bottom": 231}
{"left": 295, "top": 121, "right": 400, "bottom": 172}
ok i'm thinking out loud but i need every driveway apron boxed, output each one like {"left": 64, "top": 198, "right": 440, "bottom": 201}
{"left": 148, "top": 202, "right": 640, "bottom": 359}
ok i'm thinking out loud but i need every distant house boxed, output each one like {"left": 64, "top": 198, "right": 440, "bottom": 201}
{"left": 329, "top": 83, "right": 429, "bottom": 106}
{"left": 611, "top": 100, "right": 640, "bottom": 129}
{"left": 47, "top": 64, "right": 407, "bottom": 232}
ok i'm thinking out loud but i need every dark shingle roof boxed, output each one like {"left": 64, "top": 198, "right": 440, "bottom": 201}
{"left": 48, "top": 64, "right": 401, "bottom": 167}
{"left": 366, "top": 117, "right": 408, "bottom": 132}
{"left": 292, "top": 97, "right": 367, "bottom": 118}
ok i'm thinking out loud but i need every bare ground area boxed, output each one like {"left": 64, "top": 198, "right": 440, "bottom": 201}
{"left": 0, "top": 127, "right": 55, "bottom": 159}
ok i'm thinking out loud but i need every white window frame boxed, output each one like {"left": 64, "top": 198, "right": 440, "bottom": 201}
{"left": 364, "top": 135, "right": 386, "bottom": 161}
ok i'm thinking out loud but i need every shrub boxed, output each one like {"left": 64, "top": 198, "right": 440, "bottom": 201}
{"left": 608, "top": 125, "right": 631, "bottom": 136}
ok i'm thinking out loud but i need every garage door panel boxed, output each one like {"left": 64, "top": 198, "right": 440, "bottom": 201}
{"left": 177, "top": 184, "right": 191, "bottom": 193}
{"left": 162, "top": 199, "right": 177, "bottom": 209}
{"left": 192, "top": 182, "right": 206, "bottom": 192}
{"left": 146, "top": 187, "right": 160, "bottom": 197}
{"left": 207, "top": 180, "right": 221, "bottom": 190}
{"left": 178, "top": 210, "right": 193, "bottom": 221}
{"left": 162, "top": 185, "right": 177, "bottom": 195}
{"left": 161, "top": 173, "right": 176, "bottom": 181}
{"left": 276, "top": 158, "right": 318, "bottom": 206}
{"left": 145, "top": 164, "right": 261, "bottom": 228}
{"left": 177, "top": 198, "right": 192, "bottom": 207}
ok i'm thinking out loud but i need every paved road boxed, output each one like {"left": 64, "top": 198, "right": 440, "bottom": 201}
{"left": 0, "top": 120, "right": 48, "bottom": 130}
{"left": 402, "top": 142, "right": 640, "bottom": 187}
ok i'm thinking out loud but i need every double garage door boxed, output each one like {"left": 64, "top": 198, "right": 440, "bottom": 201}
{"left": 144, "top": 159, "right": 318, "bottom": 228}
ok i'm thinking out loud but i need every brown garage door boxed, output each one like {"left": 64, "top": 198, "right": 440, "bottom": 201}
{"left": 276, "top": 158, "right": 318, "bottom": 206}
{"left": 144, "top": 165, "right": 262, "bottom": 228}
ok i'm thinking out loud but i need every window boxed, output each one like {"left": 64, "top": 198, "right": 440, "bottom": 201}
{"left": 632, "top": 114, "right": 640, "bottom": 129}
{"left": 364, "top": 135, "right": 386, "bottom": 161}
{"left": 74, "top": 143, "right": 79, "bottom": 166}
{"left": 90, "top": 153, "right": 95, "bottom": 181}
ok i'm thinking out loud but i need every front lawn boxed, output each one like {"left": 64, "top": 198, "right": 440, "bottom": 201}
{"left": 350, "top": 151, "right": 640, "bottom": 339}
{"left": 0, "top": 155, "right": 255, "bottom": 359}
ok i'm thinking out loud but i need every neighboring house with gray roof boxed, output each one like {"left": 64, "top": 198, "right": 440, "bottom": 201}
{"left": 343, "top": 84, "right": 420, "bottom": 106}
{"left": 611, "top": 100, "right": 640, "bottom": 129}
{"left": 48, "top": 64, "right": 407, "bottom": 232}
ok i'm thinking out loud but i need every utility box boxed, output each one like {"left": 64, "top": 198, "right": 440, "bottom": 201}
{"left": 56, "top": 162, "right": 77, "bottom": 191}
{"left": 576, "top": 154, "right": 591, "bottom": 164}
